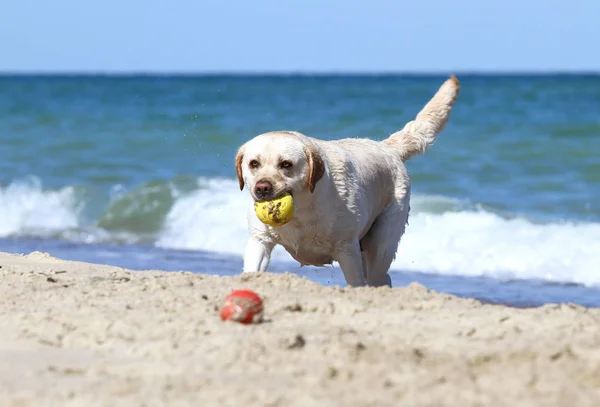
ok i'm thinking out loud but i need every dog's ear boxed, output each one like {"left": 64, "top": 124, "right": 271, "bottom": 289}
{"left": 235, "top": 147, "right": 245, "bottom": 191}
{"left": 305, "top": 143, "right": 325, "bottom": 193}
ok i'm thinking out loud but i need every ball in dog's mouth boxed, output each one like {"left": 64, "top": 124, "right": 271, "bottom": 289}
{"left": 253, "top": 192, "right": 295, "bottom": 226}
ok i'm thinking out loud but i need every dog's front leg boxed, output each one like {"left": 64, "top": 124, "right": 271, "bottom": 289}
{"left": 334, "top": 241, "right": 366, "bottom": 287}
{"left": 243, "top": 235, "right": 274, "bottom": 273}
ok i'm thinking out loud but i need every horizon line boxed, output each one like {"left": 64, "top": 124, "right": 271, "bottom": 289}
{"left": 0, "top": 69, "right": 599, "bottom": 77}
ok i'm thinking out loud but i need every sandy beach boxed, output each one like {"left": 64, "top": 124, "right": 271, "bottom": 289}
{"left": 1, "top": 251, "right": 599, "bottom": 407}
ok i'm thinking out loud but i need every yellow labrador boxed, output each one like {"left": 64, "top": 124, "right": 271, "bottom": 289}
{"left": 235, "top": 76, "right": 460, "bottom": 287}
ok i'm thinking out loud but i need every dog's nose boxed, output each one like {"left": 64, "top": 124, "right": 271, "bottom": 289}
{"left": 254, "top": 180, "right": 273, "bottom": 199}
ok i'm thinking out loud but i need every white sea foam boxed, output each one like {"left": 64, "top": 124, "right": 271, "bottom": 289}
{"left": 156, "top": 178, "right": 600, "bottom": 287}
{"left": 155, "top": 178, "right": 253, "bottom": 255}
{"left": 2, "top": 176, "right": 599, "bottom": 287}
{"left": 0, "top": 177, "right": 80, "bottom": 237}
{"left": 392, "top": 211, "right": 600, "bottom": 286}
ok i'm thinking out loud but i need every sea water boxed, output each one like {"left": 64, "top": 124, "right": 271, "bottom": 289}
{"left": 1, "top": 74, "right": 599, "bottom": 307}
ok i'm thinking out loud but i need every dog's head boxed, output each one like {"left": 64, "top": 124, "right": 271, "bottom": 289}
{"left": 235, "top": 131, "right": 325, "bottom": 201}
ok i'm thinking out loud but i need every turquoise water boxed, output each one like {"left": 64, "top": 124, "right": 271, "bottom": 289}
{"left": 1, "top": 74, "right": 599, "bottom": 306}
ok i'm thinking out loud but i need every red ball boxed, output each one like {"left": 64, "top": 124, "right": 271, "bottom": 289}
{"left": 220, "top": 289, "right": 264, "bottom": 324}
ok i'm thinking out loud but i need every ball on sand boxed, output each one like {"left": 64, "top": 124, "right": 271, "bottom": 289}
{"left": 254, "top": 193, "right": 295, "bottom": 227}
{"left": 220, "top": 289, "right": 264, "bottom": 324}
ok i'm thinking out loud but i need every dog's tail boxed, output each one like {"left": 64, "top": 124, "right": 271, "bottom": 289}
{"left": 382, "top": 75, "right": 460, "bottom": 162}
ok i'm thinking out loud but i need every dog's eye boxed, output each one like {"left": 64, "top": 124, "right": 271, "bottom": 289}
{"left": 280, "top": 161, "right": 293, "bottom": 169}
{"left": 249, "top": 160, "right": 260, "bottom": 169}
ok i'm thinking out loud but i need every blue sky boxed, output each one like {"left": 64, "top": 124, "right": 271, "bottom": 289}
{"left": 1, "top": 0, "right": 598, "bottom": 73}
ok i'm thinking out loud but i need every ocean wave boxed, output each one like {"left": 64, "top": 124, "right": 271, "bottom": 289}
{"left": 155, "top": 179, "right": 600, "bottom": 287}
{"left": 156, "top": 180, "right": 600, "bottom": 285}
{"left": 0, "top": 177, "right": 81, "bottom": 237}
{"left": 155, "top": 178, "right": 250, "bottom": 253}
{"left": 392, "top": 211, "right": 600, "bottom": 286}
{"left": 1, "top": 176, "right": 600, "bottom": 287}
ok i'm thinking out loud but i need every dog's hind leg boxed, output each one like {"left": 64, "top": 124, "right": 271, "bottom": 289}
{"left": 334, "top": 241, "right": 367, "bottom": 287}
{"left": 360, "top": 200, "right": 409, "bottom": 287}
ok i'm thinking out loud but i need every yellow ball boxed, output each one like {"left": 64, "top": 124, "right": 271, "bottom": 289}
{"left": 254, "top": 193, "right": 295, "bottom": 227}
